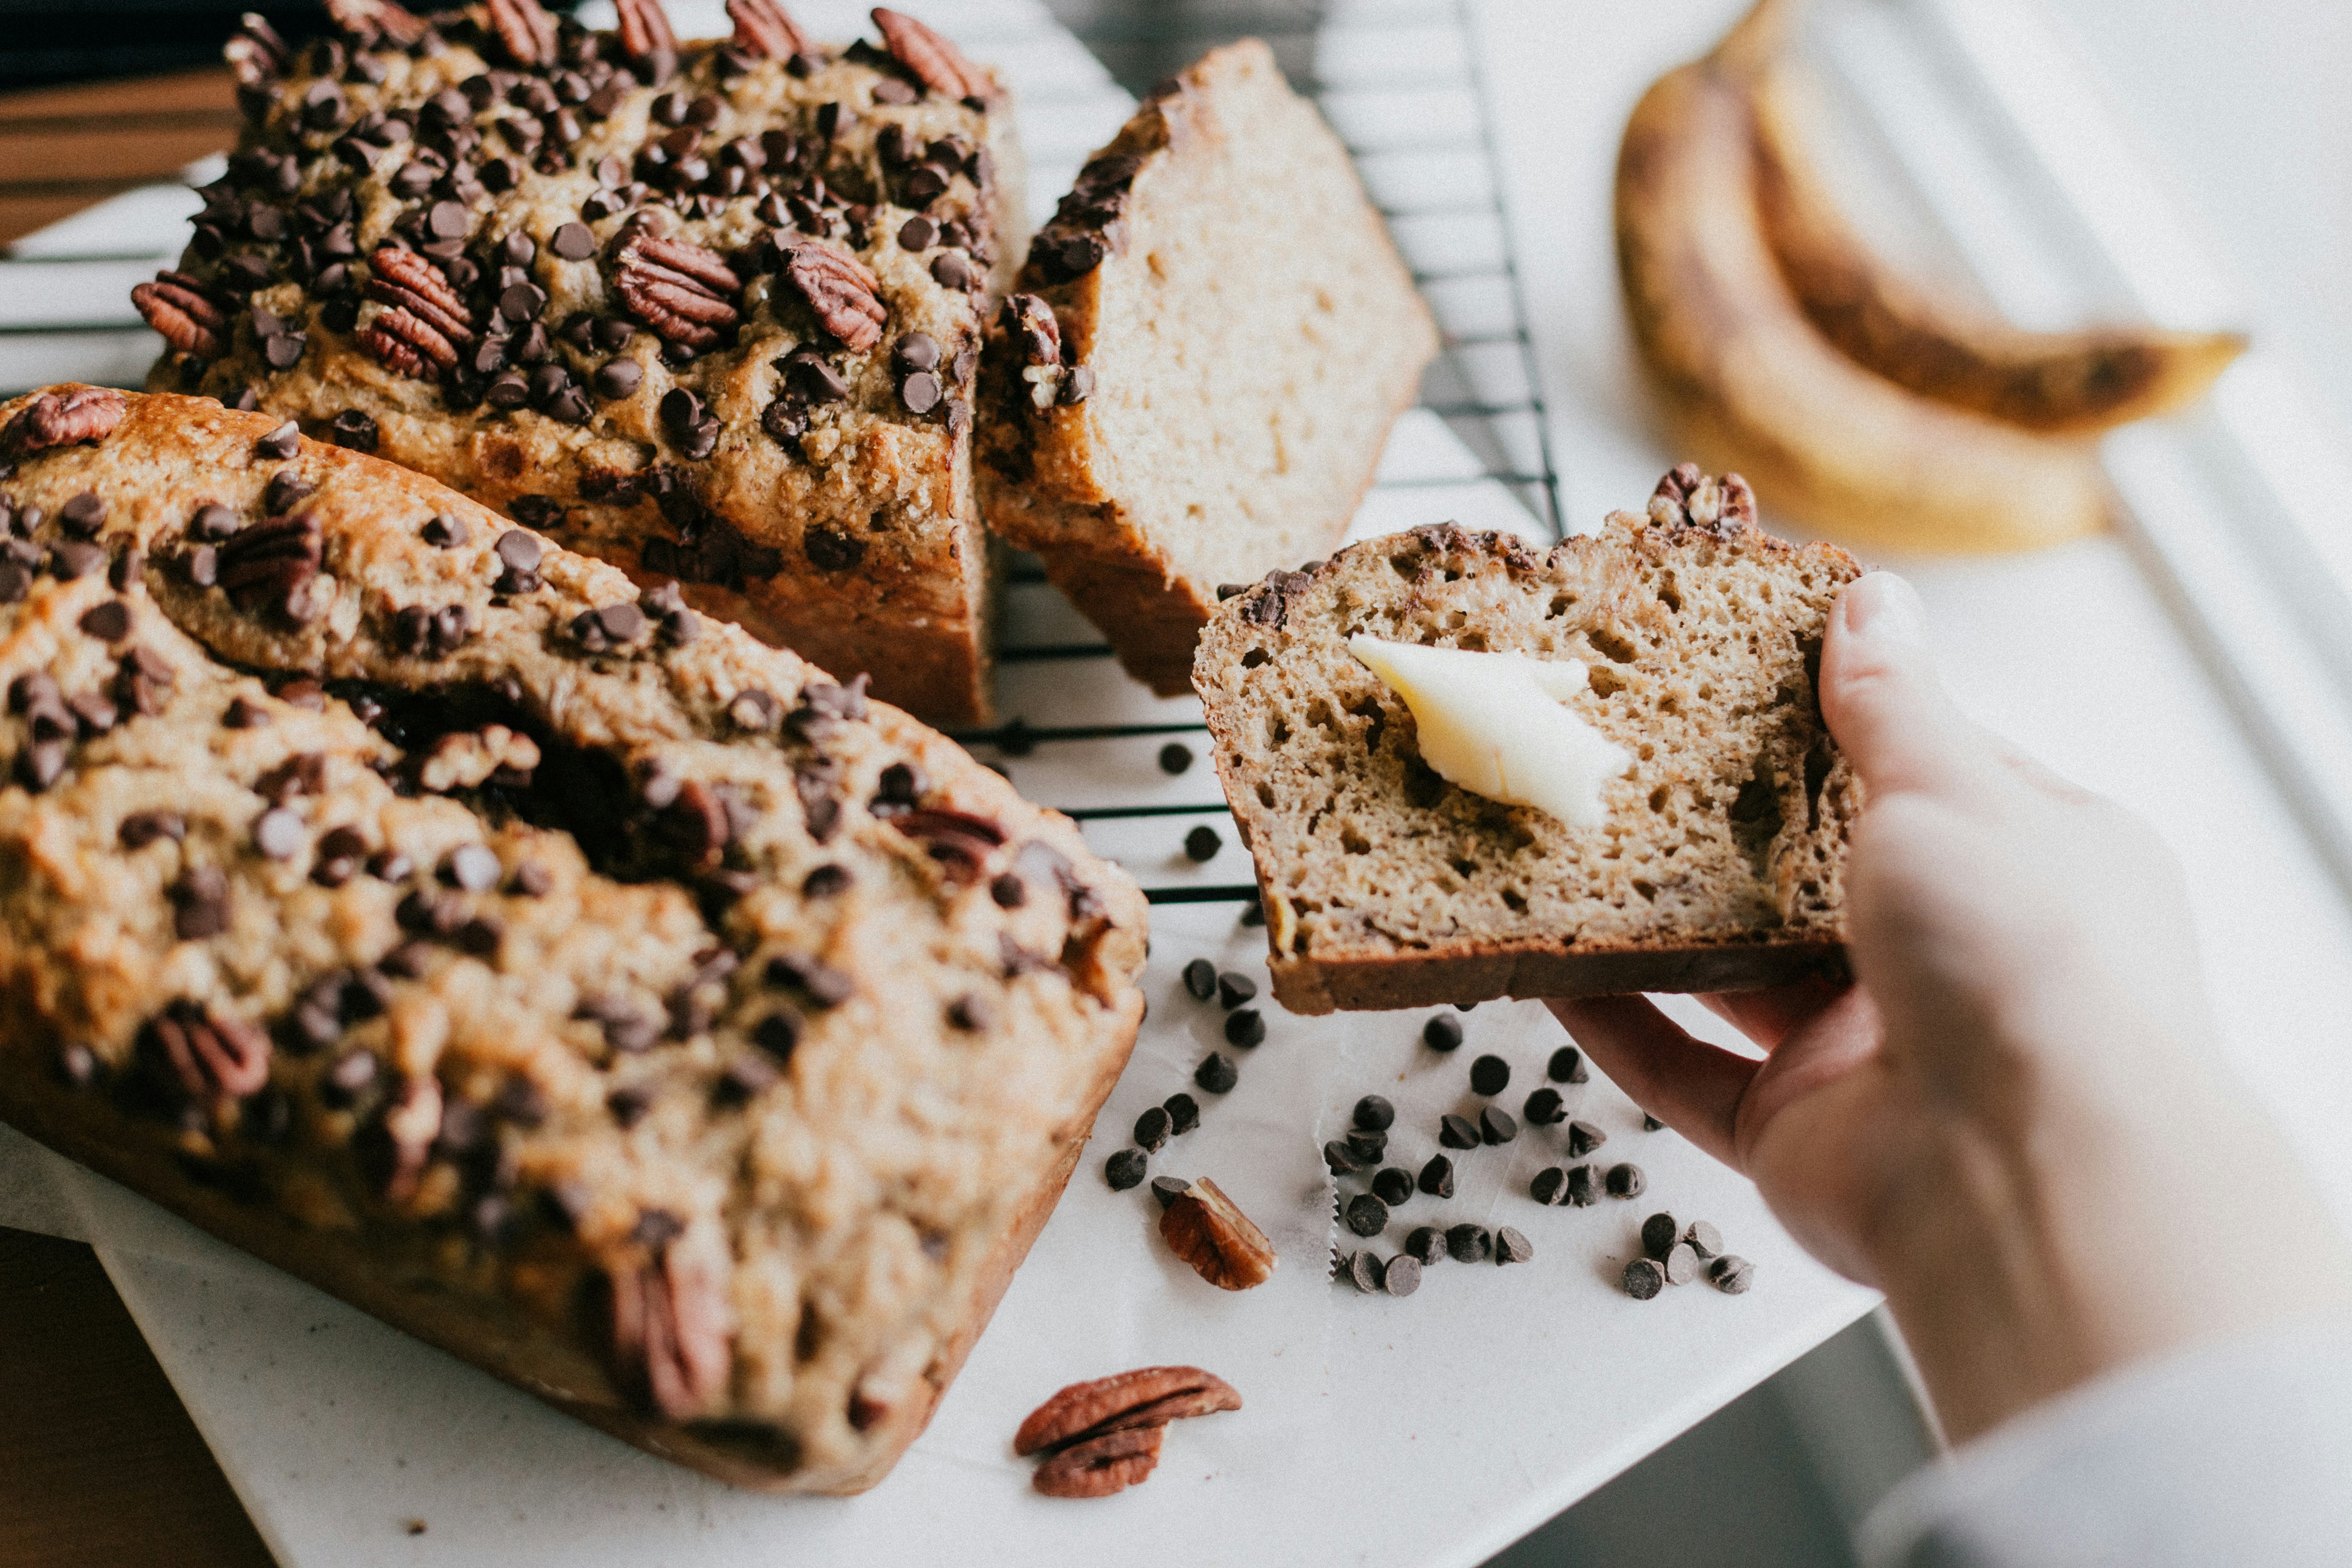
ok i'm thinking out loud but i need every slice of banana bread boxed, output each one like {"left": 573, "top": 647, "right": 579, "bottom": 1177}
{"left": 0, "top": 387, "right": 1145, "bottom": 1492}
{"left": 138, "top": 1, "right": 1023, "bottom": 727}
{"left": 977, "top": 39, "right": 1437, "bottom": 695}
{"left": 1194, "top": 467, "right": 1863, "bottom": 1014}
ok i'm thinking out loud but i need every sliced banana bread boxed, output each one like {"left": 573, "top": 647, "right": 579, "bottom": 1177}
{"left": 138, "top": 1, "right": 1023, "bottom": 726}
{"left": 977, "top": 38, "right": 1437, "bottom": 695}
{"left": 1195, "top": 467, "right": 1863, "bottom": 1013}
{"left": 0, "top": 387, "right": 1145, "bottom": 1492}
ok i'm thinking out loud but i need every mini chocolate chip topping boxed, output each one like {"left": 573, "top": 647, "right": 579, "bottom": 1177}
{"left": 223, "top": 695, "right": 273, "bottom": 728}
{"left": 58, "top": 491, "right": 106, "bottom": 535}
{"left": 52, "top": 541, "right": 104, "bottom": 580}
{"left": 120, "top": 810, "right": 187, "bottom": 849}
{"left": 77, "top": 600, "right": 132, "bottom": 642}
{"left": 551, "top": 220, "right": 596, "bottom": 259}
{"left": 422, "top": 513, "right": 469, "bottom": 547}
{"left": 256, "top": 420, "right": 300, "bottom": 459}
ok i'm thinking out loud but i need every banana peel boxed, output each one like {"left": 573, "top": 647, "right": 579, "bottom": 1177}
{"left": 1749, "top": 63, "right": 2246, "bottom": 435}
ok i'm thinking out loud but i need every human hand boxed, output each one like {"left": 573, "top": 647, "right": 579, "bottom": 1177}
{"left": 1552, "top": 572, "right": 2352, "bottom": 1440}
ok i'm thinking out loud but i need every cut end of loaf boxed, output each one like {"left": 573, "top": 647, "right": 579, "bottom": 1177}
{"left": 1194, "top": 470, "right": 1865, "bottom": 1013}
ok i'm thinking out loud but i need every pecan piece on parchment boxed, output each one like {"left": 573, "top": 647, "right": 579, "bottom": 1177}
{"left": 605, "top": 1231, "right": 734, "bottom": 1421}
{"left": 871, "top": 8, "right": 996, "bottom": 103}
{"left": 778, "top": 238, "right": 886, "bottom": 352}
{"left": 1014, "top": 1365, "right": 1242, "bottom": 1456}
{"left": 4, "top": 386, "right": 125, "bottom": 456}
{"left": 358, "top": 307, "right": 461, "bottom": 378}
{"left": 727, "top": 0, "right": 808, "bottom": 58}
{"left": 133, "top": 272, "right": 231, "bottom": 358}
{"left": 616, "top": 231, "right": 742, "bottom": 350}
{"left": 1158, "top": 1177, "right": 1278, "bottom": 1291}
{"left": 1032, "top": 1426, "right": 1163, "bottom": 1499}
{"left": 486, "top": 0, "right": 558, "bottom": 67}
{"left": 366, "top": 247, "right": 477, "bottom": 345}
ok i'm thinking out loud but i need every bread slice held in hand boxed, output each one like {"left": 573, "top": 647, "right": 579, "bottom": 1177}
{"left": 978, "top": 38, "right": 1437, "bottom": 695}
{"left": 1194, "top": 467, "right": 1862, "bottom": 1014}
{"left": 0, "top": 388, "right": 1145, "bottom": 1493}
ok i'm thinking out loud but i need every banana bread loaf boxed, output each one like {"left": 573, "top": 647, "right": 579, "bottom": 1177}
{"left": 138, "top": 0, "right": 1025, "bottom": 726}
{"left": 0, "top": 386, "right": 1145, "bottom": 1492}
{"left": 977, "top": 38, "right": 1437, "bottom": 695}
{"left": 1194, "top": 466, "right": 1862, "bottom": 1013}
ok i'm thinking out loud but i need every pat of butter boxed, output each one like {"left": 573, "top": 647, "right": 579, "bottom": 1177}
{"left": 1348, "top": 636, "right": 1631, "bottom": 828}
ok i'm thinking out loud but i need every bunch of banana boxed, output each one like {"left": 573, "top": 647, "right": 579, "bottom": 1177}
{"left": 1615, "top": 0, "right": 2246, "bottom": 552}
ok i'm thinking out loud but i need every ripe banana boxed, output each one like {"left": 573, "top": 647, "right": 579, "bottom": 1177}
{"left": 1615, "top": 15, "right": 2110, "bottom": 552}
{"left": 1749, "top": 63, "right": 2246, "bottom": 435}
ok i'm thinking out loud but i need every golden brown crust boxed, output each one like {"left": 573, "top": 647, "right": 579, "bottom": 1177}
{"left": 0, "top": 387, "right": 1145, "bottom": 1491}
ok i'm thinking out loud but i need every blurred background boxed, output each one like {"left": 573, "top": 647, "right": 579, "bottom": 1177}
{"left": 4, "top": 2, "right": 2350, "bottom": 1565}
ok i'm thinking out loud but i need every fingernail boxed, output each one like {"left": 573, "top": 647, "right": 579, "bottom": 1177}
{"left": 1840, "top": 573, "right": 1924, "bottom": 645}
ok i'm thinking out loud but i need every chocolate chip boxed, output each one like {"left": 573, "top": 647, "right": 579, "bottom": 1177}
{"left": 1417, "top": 1154, "right": 1454, "bottom": 1199}
{"left": 1446, "top": 1223, "right": 1491, "bottom": 1263}
{"left": 52, "top": 541, "right": 104, "bottom": 580}
{"left": 1684, "top": 1220, "right": 1724, "bottom": 1260}
{"left": 1405, "top": 1226, "right": 1445, "bottom": 1266}
{"left": 1105, "top": 1147, "right": 1147, "bottom": 1190}
{"left": 1374, "top": 1252, "right": 1419, "bottom": 1297}
{"left": 715, "top": 1053, "right": 781, "bottom": 1106}
{"left": 594, "top": 358, "right": 643, "bottom": 398}
{"left": 257, "top": 421, "right": 300, "bottom": 459}
{"left": 1621, "top": 1257, "right": 1666, "bottom": 1300}
{"left": 1351, "top": 1094, "right": 1395, "bottom": 1133}
{"left": 799, "top": 864, "right": 851, "bottom": 900}
{"left": 120, "top": 810, "right": 186, "bottom": 849}
{"left": 1644, "top": 1114, "right": 1667, "bottom": 1131}
{"left": 1709, "top": 1255, "right": 1755, "bottom": 1294}
{"left": 1133, "top": 1105, "right": 1171, "bottom": 1152}
{"left": 1495, "top": 1226, "right": 1534, "bottom": 1266}
{"left": 1523, "top": 1087, "right": 1567, "bottom": 1126}
{"left": 606, "top": 1086, "right": 652, "bottom": 1128}
{"left": 493, "top": 530, "right": 542, "bottom": 573}
{"left": 1138, "top": 1176, "right": 1187, "bottom": 1215}
{"left": 945, "top": 992, "right": 991, "bottom": 1031}
{"left": 1371, "top": 1167, "right": 1413, "bottom": 1207}
{"left": 897, "top": 216, "right": 937, "bottom": 251}
{"left": 1530, "top": 1167, "right": 1568, "bottom": 1206}
{"left": 223, "top": 695, "right": 272, "bottom": 728}
{"left": 330, "top": 409, "right": 380, "bottom": 452}
{"left": 1344, "top": 1194, "right": 1388, "bottom": 1238}
{"left": 1480, "top": 1106, "right": 1518, "bottom": 1145}
{"left": 1163, "top": 1092, "right": 1199, "bottom": 1135}
{"left": 108, "top": 548, "right": 143, "bottom": 593}
{"left": 1182, "top": 824, "right": 1220, "bottom": 862}
{"left": 1345, "top": 1128, "right": 1387, "bottom": 1163}
{"left": 1222, "top": 1009, "right": 1264, "bottom": 1048}
{"left": 1438, "top": 1113, "right": 1479, "bottom": 1150}
{"left": 548, "top": 219, "right": 596, "bottom": 260}
{"left": 252, "top": 808, "right": 304, "bottom": 859}
{"left": 77, "top": 600, "right": 132, "bottom": 642}
{"left": 1605, "top": 1162, "right": 1645, "bottom": 1198}
{"left": 899, "top": 370, "right": 941, "bottom": 414}
{"left": 1547, "top": 1045, "right": 1589, "bottom": 1084}
{"left": 1641, "top": 1213, "right": 1681, "bottom": 1260}
{"left": 15, "top": 739, "right": 65, "bottom": 791}
{"left": 0, "top": 564, "right": 28, "bottom": 603}
{"left": 975, "top": 872, "right": 1021, "bottom": 911}
{"left": 1323, "top": 1139, "right": 1369, "bottom": 1176}
{"left": 1194, "top": 1053, "right": 1237, "bottom": 1094}
{"left": 1663, "top": 1241, "right": 1702, "bottom": 1286}
{"left": 1423, "top": 1014, "right": 1464, "bottom": 1052}
{"left": 1346, "top": 1250, "right": 1384, "bottom": 1294}
{"left": 58, "top": 491, "right": 105, "bottom": 535}
{"left": 169, "top": 865, "right": 231, "bottom": 938}
{"left": 1180, "top": 958, "right": 1216, "bottom": 1001}
{"left": 930, "top": 251, "right": 974, "bottom": 291}
{"left": 1567, "top": 1120, "right": 1607, "bottom": 1157}
{"left": 1215, "top": 972, "right": 1256, "bottom": 1011}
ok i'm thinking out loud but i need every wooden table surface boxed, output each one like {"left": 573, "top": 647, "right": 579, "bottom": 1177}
{"left": 0, "top": 65, "right": 260, "bottom": 1567}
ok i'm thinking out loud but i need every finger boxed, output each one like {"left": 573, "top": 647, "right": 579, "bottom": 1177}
{"left": 1546, "top": 995, "right": 1759, "bottom": 1170}
{"left": 1697, "top": 975, "right": 1852, "bottom": 1051}
{"left": 1734, "top": 985, "right": 1883, "bottom": 1164}
{"left": 1817, "top": 572, "right": 1991, "bottom": 802}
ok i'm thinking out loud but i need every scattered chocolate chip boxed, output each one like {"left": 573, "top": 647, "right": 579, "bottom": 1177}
{"left": 1222, "top": 1009, "right": 1264, "bottom": 1048}
{"left": 52, "top": 541, "right": 104, "bottom": 580}
{"left": 1605, "top": 1162, "right": 1645, "bottom": 1198}
{"left": 1150, "top": 1175, "right": 1190, "bottom": 1211}
{"left": 752, "top": 1011, "right": 800, "bottom": 1062}
{"left": 1642, "top": 1213, "right": 1681, "bottom": 1260}
{"left": 1105, "top": 1148, "right": 1147, "bottom": 1190}
{"left": 330, "top": 409, "right": 380, "bottom": 452}
{"left": 1404, "top": 1226, "right": 1445, "bottom": 1267}
{"left": 1480, "top": 1106, "right": 1518, "bottom": 1145}
{"left": 1423, "top": 1014, "right": 1464, "bottom": 1052}
{"left": 1567, "top": 1120, "right": 1607, "bottom": 1157}
{"left": 1371, "top": 1167, "right": 1413, "bottom": 1206}
{"left": 1468, "top": 1054, "right": 1510, "bottom": 1096}
{"left": 107, "top": 548, "right": 143, "bottom": 593}
{"left": 1438, "top": 1113, "right": 1479, "bottom": 1150}
{"left": 169, "top": 866, "right": 230, "bottom": 939}
{"left": 422, "top": 514, "right": 469, "bottom": 547}
{"left": 1623, "top": 1257, "right": 1666, "bottom": 1300}
{"left": 1709, "top": 1255, "right": 1755, "bottom": 1294}
{"left": 1495, "top": 1226, "right": 1534, "bottom": 1266}
{"left": 593, "top": 357, "right": 643, "bottom": 398}
{"left": 1530, "top": 1167, "right": 1568, "bottom": 1206}
{"left": 1663, "top": 1241, "right": 1702, "bottom": 1286}
{"left": 986, "top": 872, "right": 1026, "bottom": 908}
{"left": 1182, "top": 824, "right": 1220, "bottom": 862}
{"left": 1418, "top": 1154, "right": 1454, "bottom": 1199}
{"left": 256, "top": 421, "right": 300, "bottom": 459}
{"left": 1194, "top": 1053, "right": 1237, "bottom": 1094}
{"left": 1352, "top": 1094, "right": 1394, "bottom": 1132}
{"left": 1215, "top": 971, "right": 1256, "bottom": 1009}
{"left": 715, "top": 1054, "right": 779, "bottom": 1106}
{"left": 1180, "top": 958, "right": 1216, "bottom": 1001}
{"left": 1344, "top": 1194, "right": 1388, "bottom": 1238}
{"left": 1346, "top": 1250, "right": 1384, "bottom": 1294}
{"left": 77, "top": 600, "right": 132, "bottom": 642}
{"left": 1685, "top": 1221, "right": 1724, "bottom": 1260}
{"left": 1547, "top": 1045, "right": 1589, "bottom": 1084}
{"left": 1446, "top": 1223, "right": 1491, "bottom": 1263}
{"left": 1132, "top": 1105, "right": 1172, "bottom": 1152}
{"left": 1381, "top": 1252, "right": 1423, "bottom": 1297}
{"left": 1323, "top": 1139, "right": 1368, "bottom": 1176}
{"left": 1523, "top": 1087, "right": 1567, "bottom": 1126}
{"left": 1345, "top": 1128, "right": 1387, "bottom": 1163}
{"left": 1644, "top": 1114, "right": 1666, "bottom": 1131}
{"left": 1148, "top": 1097, "right": 1194, "bottom": 1142}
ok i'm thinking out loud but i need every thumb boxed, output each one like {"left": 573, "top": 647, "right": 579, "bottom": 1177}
{"left": 1817, "top": 572, "right": 1984, "bottom": 799}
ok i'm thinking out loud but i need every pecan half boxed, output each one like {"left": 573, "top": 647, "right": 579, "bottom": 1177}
{"left": 366, "top": 248, "right": 476, "bottom": 344}
{"left": 147, "top": 1003, "right": 272, "bottom": 1103}
{"left": 216, "top": 512, "right": 323, "bottom": 622}
{"left": 606, "top": 1233, "right": 733, "bottom": 1421}
{"left": 1646, "top": 463, "right": 1755, "bottom": 534}
{"left": 224, "top": 14, "right": 288, "bottom": 90}
{"left": 325, "top": 0, "right": 429, "bottom": 46}
{"left": 889, "top": 807, "right": 1005, "bottom": 883}
{"left": 358, "top": 1072, "right": 443, "bottom": 1203}
{"left": 1032, "top": 1426, "right": 1161, "bottom": 1499}
{"left": 616, "top": 0, "right": 677, "bottom": 61}
{"left": 727, "top": 0, "right": 808, "bottom": 58}
{"left": 778, "top": 238, "right": 885, "bottom": 352}
{"left": 359, "top": 306, "right": 460, "bottom": 377}
{"left": 616, "top": 231, "right": 742, "bottom": 349}
{"left": 133, "top": 273, "right": 230, "bottom": 357}
{"left": 486, "top": 0, "right": 558, "bottom": 67}
{"left": 417, "top": 725, "right": 541, "bottom": 791}
{"left": 1158, "top": 1177, "right": 1277, "bottom": 1291}
{"left": 871, "top": 8, "right": 995, "bottom": 103}
{"left": 4, "top": 387, "right": 124, "bottom": 455}
{"left": 1014, "top": 1366, "right": 1241, "bottom": 1456}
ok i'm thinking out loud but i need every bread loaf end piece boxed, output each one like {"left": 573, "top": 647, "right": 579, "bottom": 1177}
{"left": 1195, "top": 471, "right": 1863, "bottom": 1013}
{"left": 979, "top": 39, "right": 1437, "bottom": 695}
